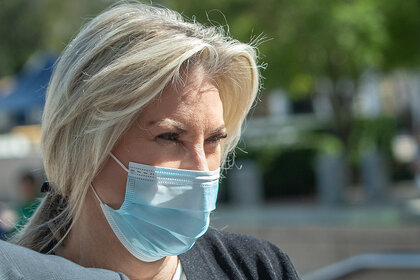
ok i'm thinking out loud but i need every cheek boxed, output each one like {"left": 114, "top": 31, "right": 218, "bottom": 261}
{"left": 207, "top": 156, "right": 221, "bottom": 171}
{"left": 92, "top": 157, "right": 128, "bottom": 210}
{"left": 125, "top": 140, "right": 183, "bottom": 167}
{"left": 132, "top": 142, "right": 222, "bottom": 170}
{"left": 205, "top": 145, "right": 222, "bottom": 170}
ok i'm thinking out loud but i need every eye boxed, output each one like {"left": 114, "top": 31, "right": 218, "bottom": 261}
{"left": 206, "top": 133, "right": 227, "bottom": 144}
{"left": 156, "top": 132, "right": 180, "bottom": 142}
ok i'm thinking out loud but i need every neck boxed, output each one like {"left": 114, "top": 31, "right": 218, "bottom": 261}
{"left": 55, "top": 190, "right": 179, "bottom": 280}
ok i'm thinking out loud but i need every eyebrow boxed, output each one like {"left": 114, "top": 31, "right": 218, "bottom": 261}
{"left": 148, "top": 119, "right": 226, "bottom": 134}
{"left": 147, "top": 119, "right": 187, "bottom": 133}
{"left": 210, "top": 125, "right": 226, "bottom": 135}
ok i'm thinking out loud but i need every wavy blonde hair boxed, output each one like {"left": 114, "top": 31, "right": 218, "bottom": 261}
{"left": 12, "top": 2, "right": 260, "bottom": 252}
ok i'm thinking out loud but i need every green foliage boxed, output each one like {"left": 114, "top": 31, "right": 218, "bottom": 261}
{"left": 2, "top": 0, "right": 420, "bottom": 86}
{"left": 167, "top": 0, "right": 420, "bottom": 93}
{"left": 262, "top": 147, "right": 316, "bottom": 197}
{"left": 289, "top": 74, "right": 315, "bottom": 100}
{"left": 0, "top": 1, "right": 413, "bottom": 199}
{"left": 226, "top": 144, "right": 317, "bottom": 198}
{"left": 314, "top": 134, "right": 344, "bottom": 156}
{"left": 223, "top": 116, "right": 397, "bottom": 198}
{"left": 382, "top": 0, "right": 420, "bottom": 70}
{"left": 0, "top": 0, "right": 109, "bottom": 76}
{"left": 348, "top": 117, "right": 397, "bottom": 163}
{"left": 0, "top": 0, "right": 44, "bottom": 75}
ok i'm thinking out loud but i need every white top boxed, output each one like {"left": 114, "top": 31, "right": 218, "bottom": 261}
{"left": 172, "top": 261, "right": 187, "bottom": 280}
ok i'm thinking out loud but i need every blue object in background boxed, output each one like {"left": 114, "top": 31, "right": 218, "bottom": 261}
{"left": 0, "top": 54, "right": 56, "bottom": 114}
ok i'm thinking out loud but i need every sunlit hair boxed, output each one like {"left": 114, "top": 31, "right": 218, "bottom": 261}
{"left": 12, "top": 2, "right": 259, "bottom": 252}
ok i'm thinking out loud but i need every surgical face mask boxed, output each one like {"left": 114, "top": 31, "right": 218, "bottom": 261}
{"left": 91, "top": 153, "right": 220, "bottom": 262}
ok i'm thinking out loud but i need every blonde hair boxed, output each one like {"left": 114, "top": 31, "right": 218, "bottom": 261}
{"left": 13, "top": 2, "right": 259, "bottom": 252}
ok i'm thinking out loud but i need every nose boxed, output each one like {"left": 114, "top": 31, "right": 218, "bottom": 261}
{"left": 181, "top": 144, "right": 209, "bottom": 171}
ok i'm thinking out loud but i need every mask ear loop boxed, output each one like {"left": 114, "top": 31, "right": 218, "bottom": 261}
{"left": 90, "top": 184, "right": 104, "bottom": 205}
{"left": 110, "top": 153, "right": 129, "bottom": 173}
{"left": 91, "top": 153, "right": 128, "bottom": 206}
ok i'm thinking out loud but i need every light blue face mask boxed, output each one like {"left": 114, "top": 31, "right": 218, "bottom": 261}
{"left": 91, "top": 153, "right": 220, "bottom": 262}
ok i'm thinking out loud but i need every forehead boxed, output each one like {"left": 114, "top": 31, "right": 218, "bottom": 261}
{"left": 137, "top": 69, "right": 224, "bottom": 128}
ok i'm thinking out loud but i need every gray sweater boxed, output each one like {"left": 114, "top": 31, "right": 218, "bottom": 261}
{"left": 180, "top": 228, "right": 301, "bottom": 279}
{"left": 0, "top": 229, "right": 300, "bottom": 279}
{"left": 0, "top": 239, "right": 128, "bottom": 280}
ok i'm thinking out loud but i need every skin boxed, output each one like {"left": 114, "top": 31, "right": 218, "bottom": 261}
{"left": 56, "top": 67, "right": 226, "bottom": 280}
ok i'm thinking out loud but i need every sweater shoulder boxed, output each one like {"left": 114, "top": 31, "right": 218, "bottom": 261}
{"left": 180, "top": 228, "right": 301, "bottom": 280}
{"left": 0, "top": 240, "right": 129, "bottom": 280}
{"left": 203, "top": 227, "right": 284, "bottom": 254}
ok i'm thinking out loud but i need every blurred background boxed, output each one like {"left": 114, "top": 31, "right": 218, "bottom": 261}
{"left": 1, "top": 0, "right": 420, "bottom": 279}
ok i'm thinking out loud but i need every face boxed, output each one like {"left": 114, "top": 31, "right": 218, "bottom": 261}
{"left": 92, "top": 67, "right": 226, "bottom": 209}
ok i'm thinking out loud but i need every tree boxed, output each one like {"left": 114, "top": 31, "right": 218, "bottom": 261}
{"left": 0, "top": 0, "right": 44, "bottom": 76}
{"left": 0, "top": 0, "right": 108, "bottom": 77}
{"left": 167, "top": 0, "right": 420, "bottom": 150}
{"left": 2, "top": 0, "right": 420, "bottom": 146}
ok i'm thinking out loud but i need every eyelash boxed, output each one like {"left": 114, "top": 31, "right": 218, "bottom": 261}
{"left": 207, "top": 133, "right": 228, "bottom": 143}
{"left": 156, "top": 133, "right": 227, "bottom": 144}
{"left": 157, "top": 132, "right": 179, "bottom": 142}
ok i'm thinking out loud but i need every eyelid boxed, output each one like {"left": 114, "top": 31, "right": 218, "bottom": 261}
{"left": 206, "top": 133, "right": 228, "bottom": 143}
{"left": 156, "top": 132, "right": 180, "bottom": 142}
{"left": 156, "top": 131, "right": 227, "bottom": 144}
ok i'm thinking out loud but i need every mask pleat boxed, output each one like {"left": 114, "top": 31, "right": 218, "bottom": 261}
{"left": 99, "top": 154, "right": 220, "bottom": 262}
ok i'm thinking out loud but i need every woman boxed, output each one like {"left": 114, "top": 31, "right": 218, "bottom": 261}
{"left": 13, "top": 3, "right": 300, "bottom": 280}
